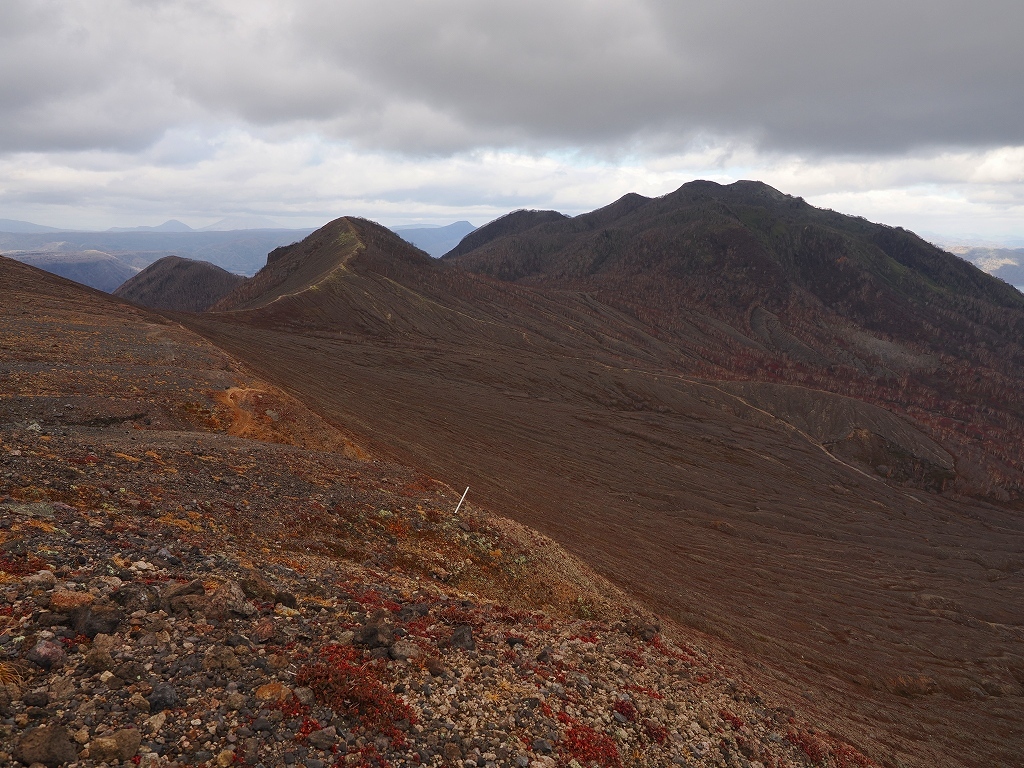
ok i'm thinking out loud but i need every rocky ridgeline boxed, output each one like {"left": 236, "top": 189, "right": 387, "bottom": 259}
{"left": 0, "top": 498, "right": 874, "bottom": 768}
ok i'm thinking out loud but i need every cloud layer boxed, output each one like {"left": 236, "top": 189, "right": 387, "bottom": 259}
{"left": 0, "top": 1, "right": 1022, "bottom": 236}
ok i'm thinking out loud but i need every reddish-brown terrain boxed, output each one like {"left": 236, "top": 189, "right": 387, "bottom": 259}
{"left": 1, "top": 253, "right": 884, "bottom": 768}
{"left": 4, "top": 179, "right": 1024, "bottom": 767}
{"left": 114, "top": 256, "right": 246, "bottom": 313}
{"left": 177, "top": 186, "right": 1024, "bottom": 768}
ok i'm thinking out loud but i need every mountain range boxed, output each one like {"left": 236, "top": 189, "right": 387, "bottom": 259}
{"left": 3, "top": 180, "right": 1024, "bottom": 767}
{"left": 393, "top": 221, "right": 477, "bottom": 257}
{"left": 0, "top": 228, "right": 316, "bottom": 287}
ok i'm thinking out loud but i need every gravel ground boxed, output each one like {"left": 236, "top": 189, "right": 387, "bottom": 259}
{"left": 0, "top": 426, "right": 874, "bottom": 768}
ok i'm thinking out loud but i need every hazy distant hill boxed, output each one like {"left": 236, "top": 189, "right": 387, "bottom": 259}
{"left": 5, "top": 249, "right": 138, "bottom": 291}
{"left": 0, "top": 228, "right": 314, "bottom": 276}
{"left": 0, "top": 218, "right": 61, "bottom": 233}
{"left": 114, "top": 255, "right": 246, "bottom": 311}
{"left": 108, "top": 219, "right": 194, "bottom": 233}
{"left": 392, "top": 221, "right": 476, "bottom": 257}
{"left": 950, "top": 245, "right": 1024, "bottom": 289}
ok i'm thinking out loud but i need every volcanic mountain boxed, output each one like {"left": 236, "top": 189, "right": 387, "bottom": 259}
{"left": 176, "top": 184, "right": 1024, "bottom": 767}
{"left": 444, "top": 180, "right": 1024, "bottom": 498}
{"left": 13, "top": 254, "right": 821, "bottom": 768}
{"left": 113, "top": 254, "right": 246, "bottom": 312}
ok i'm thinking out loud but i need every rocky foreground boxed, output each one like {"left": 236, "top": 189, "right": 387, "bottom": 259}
{"left": 0, "top": 426, "right": 876, "bottom": 768}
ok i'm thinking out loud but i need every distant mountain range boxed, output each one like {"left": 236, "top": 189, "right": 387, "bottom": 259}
{"left": 391, "top": 220, "right": 476, "bottom": 257}
{"left": 948, "top": 245, "right": 1024, "bottom": 289}
{"left": 0, "top": 218, "right": 62, "bottom": 233}
{"left": 5, "top": 249, "right": 140, "bottom": 292}
{"left": 3, "top": 214, "right": 289, "bottom": 235}
{"left": 0, "top": 228, "right": 316, "bottom": 287}
{"left": 107, "top": 219, "right": 195, "bottom": 233}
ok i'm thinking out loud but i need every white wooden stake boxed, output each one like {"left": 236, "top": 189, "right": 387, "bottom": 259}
{"left": 454, "top": 486, "right": 469, "bottom": 515}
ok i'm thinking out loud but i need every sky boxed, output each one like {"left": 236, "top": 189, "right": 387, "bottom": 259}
{"left": 1, "top": 0, "right": 1022, "bottom": 242}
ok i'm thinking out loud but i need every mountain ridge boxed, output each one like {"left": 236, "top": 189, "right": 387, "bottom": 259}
{"left": 170, "top": 183, "right": 1024, "bottom": 766}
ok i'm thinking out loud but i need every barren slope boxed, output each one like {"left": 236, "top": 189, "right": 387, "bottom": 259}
{"left": 7, "top": 256, "right": 879, "bottom": 768}
{"left": 114, "top": 255, "right": 246, "bottom": 312}
{"left": 174, "top": 205, "right": 1024, "bottom": 768}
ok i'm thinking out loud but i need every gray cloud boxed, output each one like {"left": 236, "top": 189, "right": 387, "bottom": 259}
{"left": 1, "top": 0, "right": 1021, "bottom": 157}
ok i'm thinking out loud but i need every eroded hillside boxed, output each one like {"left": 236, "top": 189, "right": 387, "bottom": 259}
{"left": 172, "top": 194, "right": 1024, "bottom": 768}
{"left": 1, "top": 256, "right": 888, "bottom": 768}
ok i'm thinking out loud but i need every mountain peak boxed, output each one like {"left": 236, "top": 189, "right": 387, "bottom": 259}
{"left": 0, "top": 217, "right": 61, "bottom": 233}
{"left": 443, "top": 209, "right": 568, "bottom": 259}
{"left": 113, "top": 254, "right": 245, "bottom": 311}
{"left": 107, "top": 219, "right": 194, "bottom": 233}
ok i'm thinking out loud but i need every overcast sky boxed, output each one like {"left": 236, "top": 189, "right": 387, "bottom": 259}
{"left": 1, "top": 0, "right": 1022, "bottom": 241}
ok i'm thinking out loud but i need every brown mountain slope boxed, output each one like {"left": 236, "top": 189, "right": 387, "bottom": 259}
{"left": 443, "top": 208, "right": 569, "bottom": 259}
{"left": 178, "top": 204, "right": 1024, "bottom": 768}
{"left": 113, "top": 254, "right": 246, "bottom": 312}
{"left": 0, "top": 255, "right": 886, "bottom": 768}
{"left": 444, "top": 180, "right": 1024, "bottom": 500}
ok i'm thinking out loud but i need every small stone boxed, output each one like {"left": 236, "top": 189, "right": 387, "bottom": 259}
{"left": 449, "top": 625, "right": 475, "bottom": 651}
{"left": 90, "top": 729, "right": 141, "bottom": 762}
{"left": 226, "top": 692, "right": 248, "bottom": 711}
{"left": 390, "top": 640, "right": 421, "bottom": 661}
{"left": 129, "top": 692, "right": 151, "bottom": 712}
{"left": 217, "top": 748, "right": 236, "bottom": 767}
{"left": 73, "top": 727, "right": 90, "bottom": 744}
{"left": 294, "top": 687, "right": 315, "bottom": 706}
{"left": 147, "top": 683, "right": 178, "bottom": 713}
{"left": 307, "top": 726, "right": 338, "bottom": 751}
{"left": 26, "top": 639, "right": 66, "bottom": 670}
{"left": 48, "top": 590, "right": 94, "bottom": 611}
{"left": 204, "top": 646, "right": 242, "bottom": 671}
{"left": 22, "top": 571, "right": 57, "bottom": 589}
{"left": 354, "top": 623, "right": 393, "bottom": 648}
{"left": 532, "top": 738, "right": 553, "bottom": 754}
{"left": 14, "top": 725, "right": 78, "bottom": 767}
{"left": 255, "top": 681, "right": 291, "bottom": 701}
